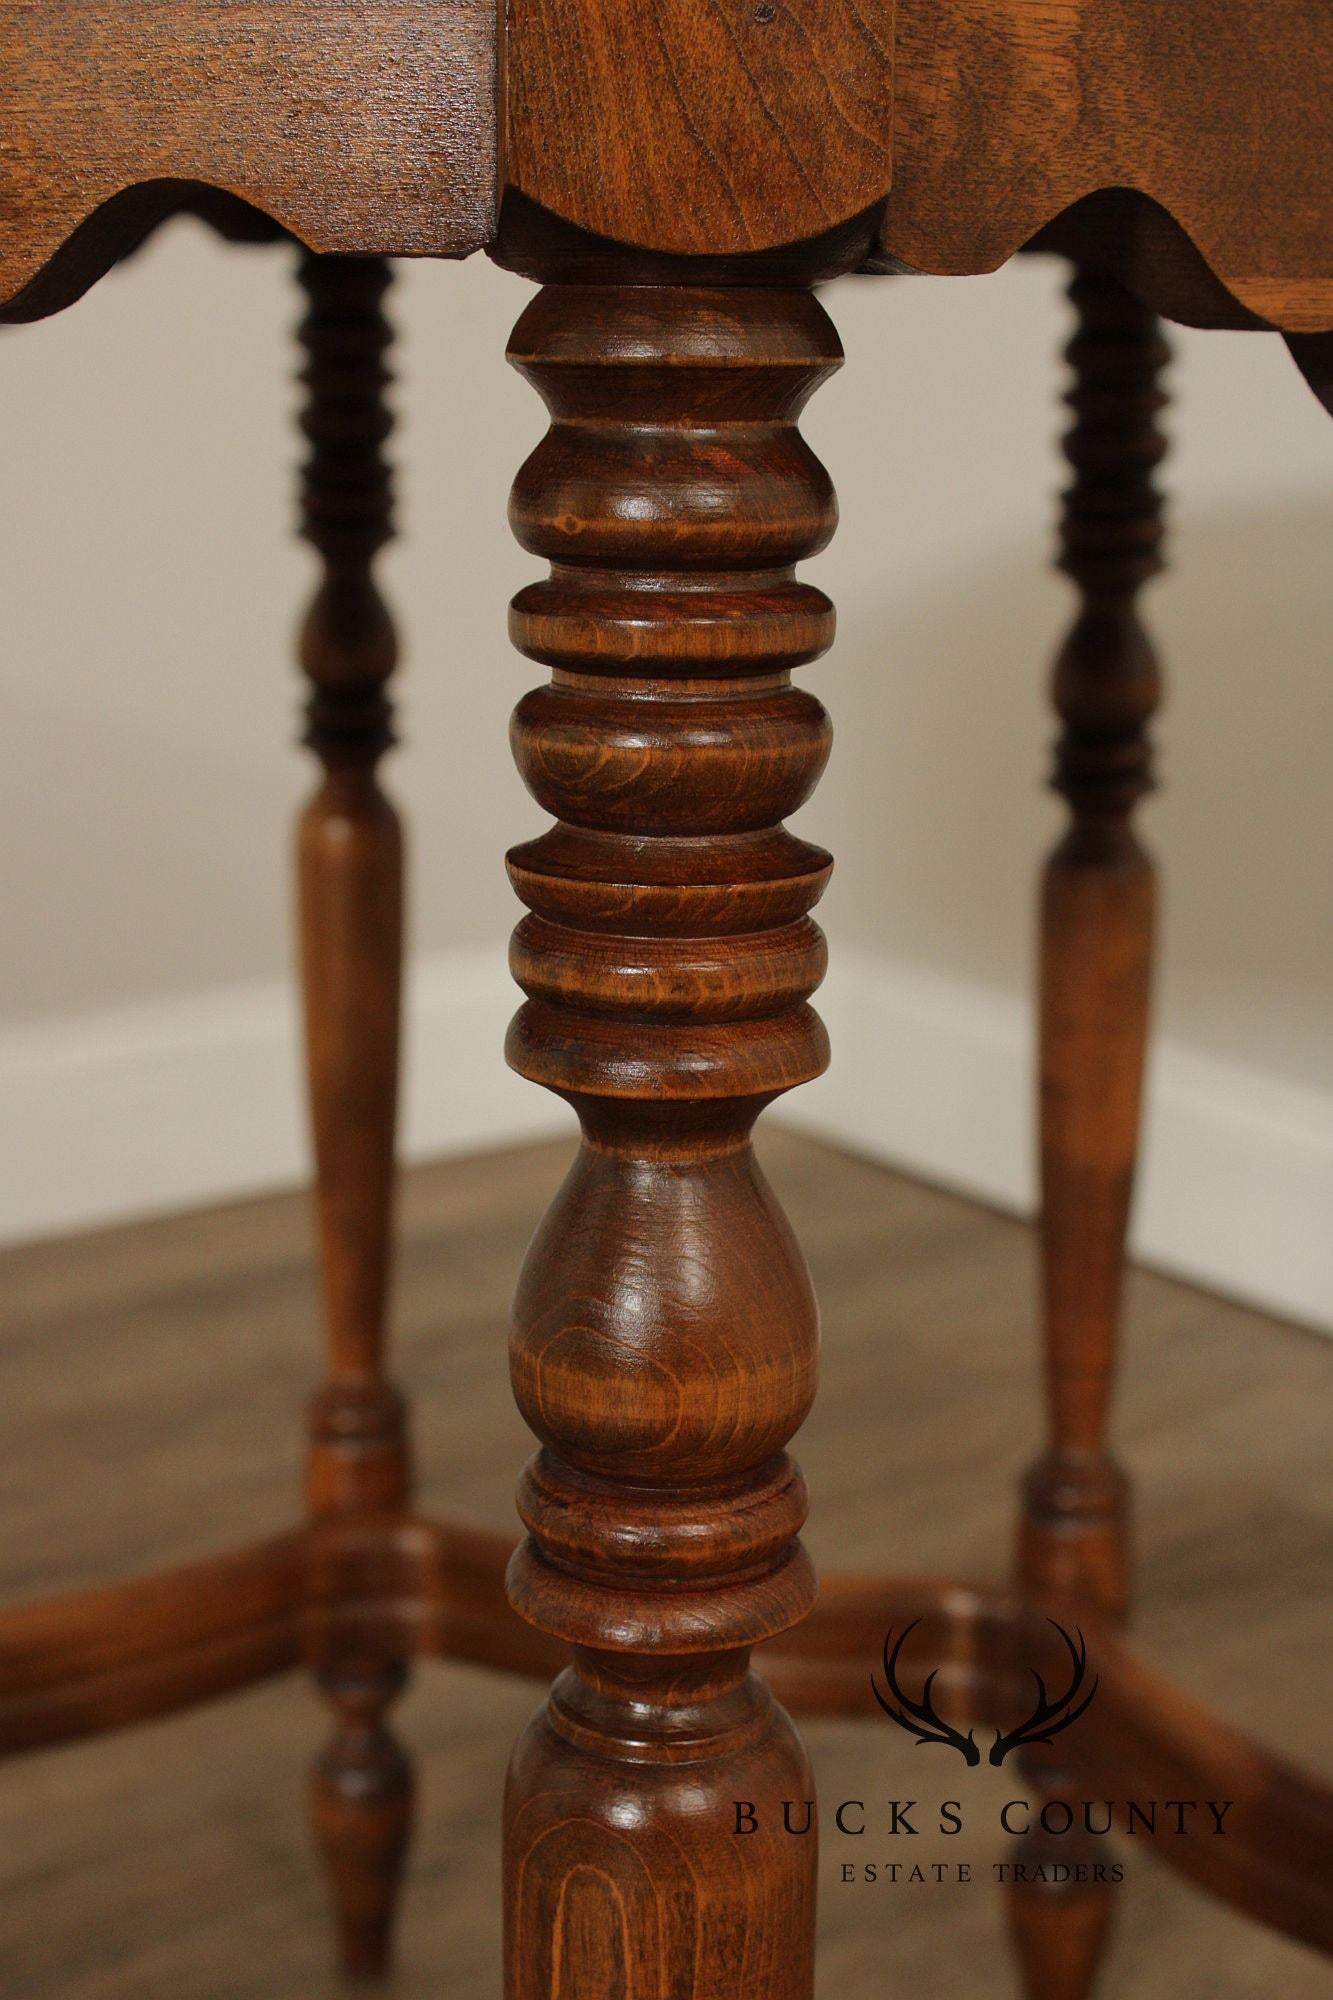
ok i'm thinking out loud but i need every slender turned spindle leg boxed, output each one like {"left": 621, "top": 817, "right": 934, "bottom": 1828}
{"left": 1008, "top": 266, "right": 1169, "bottom": 2000}
{"left": 295, "top": 252, "right": 412, "bottom": 1980}
{"left": 500, "top": 283, "right": 840, "bottom": 2000}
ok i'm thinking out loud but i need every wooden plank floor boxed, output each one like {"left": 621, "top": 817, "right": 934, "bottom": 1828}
{"left": 1, "top": 1129, "right": 1328, "bottom": 1997}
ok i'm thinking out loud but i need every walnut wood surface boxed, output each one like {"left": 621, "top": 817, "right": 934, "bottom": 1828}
{"left": 497, "top": 280, "right": 844, "bottom": 2000}
{"left": 3, "top": 0, "right": 1331, "bottom": 336}
{"left": 886, "top": 0, "right": 1333, "bottom": 333}
{"left": 0, "top": 0, "right": 497, "bottom": 318}
{"left": 295, "top": 252, "right": 414, "bottom": 1981}
{"left": 501, "top": 0, "right": 1333, "bottom": 333}
{"left": 504, "top": 0, "right": 892, "bottom": 257}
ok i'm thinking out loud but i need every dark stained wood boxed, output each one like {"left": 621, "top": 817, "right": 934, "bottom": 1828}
{"left": 501, "top": 0, "right": 1333, "bottom": 333}
{"left": 1008, "top": 262, "right": 1170, "bottom": 2000}
{"left": 4, "top": 0, "right": 1332, "bottom": 345}
{"left": 0, "top": 1517, "right": 549, "bottom": 1764}
{"left": 1024, "top": 194, "right": 1274, "bottom": 336}
{"left": 1286, "top": 330, "right": 1333, "bottom": 417}
{"left": 294, "top": 251, "right": 414, "bottom": 1981}
{"left": 504, "top": 0, "right": 892, "bottom": 257}
{"left": 322, "top": 1516, "right": 567, "bottom": 1687}
{"left": 309, "top": 1658, "right": 412, "bottom": 1982}
{"left": 886, "top": 0, "right": 1333, "bottom": 333}
{"left": 0, "top": 0, "right": 497, "bottom": 319}
{"left": 498, "top": 281, "right": 844, "bottom": 2000}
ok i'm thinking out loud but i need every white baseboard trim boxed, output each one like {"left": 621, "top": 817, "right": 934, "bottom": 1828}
{"left": 785, "top": 947, "right": 1333, "bottom": 1335}
{"left": 0, "top": 949, "right": 568, "bottom": 1248}
{"left": 2, "top": 945, "right": 1329, "bottom": 1334}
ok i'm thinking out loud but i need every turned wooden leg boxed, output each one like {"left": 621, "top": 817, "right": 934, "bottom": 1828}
{"left": 295, "top": 252, "right": 413, "bottom": 1980}
{"left": 499, "top": 281, "right": 839, "bottom": 1999}
{"left": 1008, "top": 265, "right": 1170, "bottom": 1999}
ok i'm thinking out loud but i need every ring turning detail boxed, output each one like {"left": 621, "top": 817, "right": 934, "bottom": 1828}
{"left": 1, "top": 2, "right": 1331, "bottom": 1987}
{"left": 499, "top": 283, "right": 842, "bottom": 2000}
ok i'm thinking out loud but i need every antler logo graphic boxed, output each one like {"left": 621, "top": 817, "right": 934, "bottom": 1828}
{"left": 872, "top": 1618, "right": 1098, "bottom": 1766}
{"left": 988, "top": 1620, "right": 1098, "bottom": 1766}
{"left": 871, "top": 1622, "right": 980, "bottom": 1765}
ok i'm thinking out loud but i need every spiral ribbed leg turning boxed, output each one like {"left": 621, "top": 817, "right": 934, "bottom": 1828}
{"left": 499, "top": 283, "right": 841, "bottom": 2000}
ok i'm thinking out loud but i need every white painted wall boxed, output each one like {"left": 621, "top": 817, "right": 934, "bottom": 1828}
{"left": 2, "top": 223, "right": 1330, "bottom": 1325}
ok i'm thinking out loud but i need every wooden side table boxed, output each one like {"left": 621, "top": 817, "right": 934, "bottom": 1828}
{"left": 2, "top": 5, "right": 1330, "bottom": 1995}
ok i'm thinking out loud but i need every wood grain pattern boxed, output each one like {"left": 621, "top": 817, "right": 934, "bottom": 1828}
{"left": 294, "top": 251, "right": 413, "bottom": 1981}
{"left": 4, "top": 0, "right": 1331, "bottom": 343}
{"left": 499, "top": 281, "right": 844, "bottom": 2000}
{"left": 501, "top": 0, "right": 1333, "bottom": 332}
{"left": 504, "top": 0, "right": 893, "bottom": 257}
{"left": 886, "top": 0, "right": 1333, "bottom": 332}
{"left": 0, "top": 0, "right": 497, "bottom": 318}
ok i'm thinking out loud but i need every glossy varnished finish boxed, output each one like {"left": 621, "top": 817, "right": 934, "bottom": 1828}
{"left": 498, "top": 283, "right": 843, "bottom": 2000}
{"left": 295, "top": 252, "right": 413, "bottom": 1980}
{"left": 1007, "top": 263, "right": 1170, "bottom": 2000}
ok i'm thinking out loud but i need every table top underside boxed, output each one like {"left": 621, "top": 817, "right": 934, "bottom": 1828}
{"left": 0, "top": 1, "right": 1330, "bottom": 339}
